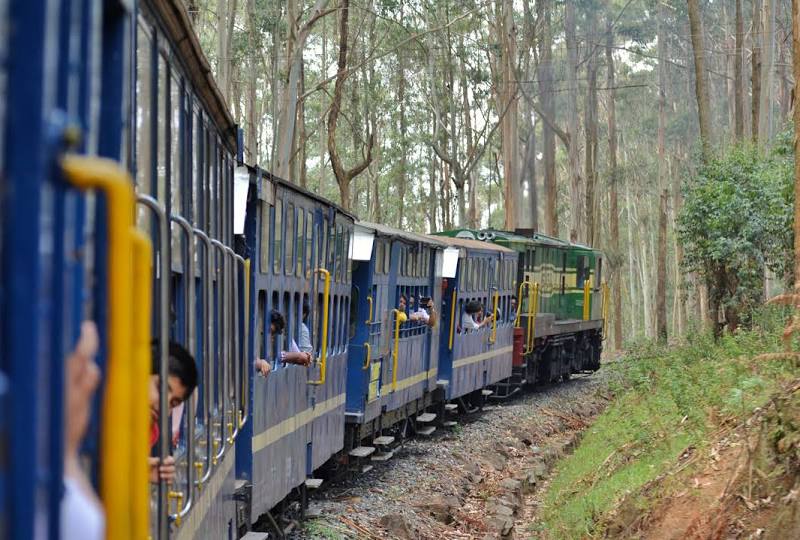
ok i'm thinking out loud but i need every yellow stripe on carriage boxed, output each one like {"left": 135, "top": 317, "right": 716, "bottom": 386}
{"left": 252, "top": 393, "right": 346, "bottom": 454}
{"left": 452, "top": 346, "right": 514, "bottom": 369}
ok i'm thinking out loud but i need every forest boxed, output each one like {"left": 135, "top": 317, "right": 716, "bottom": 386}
{"left": 182, "top": 0, "right": 797, "bottom": 348}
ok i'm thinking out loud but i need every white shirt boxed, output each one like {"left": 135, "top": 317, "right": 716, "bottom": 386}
{"left": 461, "top": 312, "right": 480, "bottom": 331}
{"left": 298, "top": 322, "right": 313, "bottom": 353}
{"left": 411, "top": 307, "right": 430, "bottom": 323}
{"left": 60, "top": 477, "right": 105, "bottom": 540}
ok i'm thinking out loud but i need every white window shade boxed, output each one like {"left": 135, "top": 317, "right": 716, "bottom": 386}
{"left": 442, "top": 247, "right": 460, "bottom": 278}
{"left": 350, "top": 228, "right": 375, "bottom": 261}
{"left": 233, "top": 166, "right": 249, "bottom": 234}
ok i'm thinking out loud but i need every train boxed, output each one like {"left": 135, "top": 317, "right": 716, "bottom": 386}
{"left": 0, "top": 0, "right": 607, "bottom": 539}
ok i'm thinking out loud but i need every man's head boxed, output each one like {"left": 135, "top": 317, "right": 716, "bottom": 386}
{"left": 302, "top": 301, "right": 310, "bottom": 321}
{"left": 270, "top": 309, "right": 286, "bottom": 335}
{"left": 409, "top": 295, "right": 416, "bottom": 308}
{"left": 465, "top": 300, "right": 482, "bottom": 315}
{"left": 149, "top": 342, "right": 198, "bottom": 421}
{"left": 398, "top": 294, "right": 407, "bottom": 311}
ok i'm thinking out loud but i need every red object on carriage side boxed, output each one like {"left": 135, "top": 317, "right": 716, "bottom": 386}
{"left": 512, "top": 328, "right": 524, "bottom": 367}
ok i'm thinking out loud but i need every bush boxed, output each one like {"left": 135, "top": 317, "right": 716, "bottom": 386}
{"left": 678, "top": 132, "right": 794, "bottom": 333}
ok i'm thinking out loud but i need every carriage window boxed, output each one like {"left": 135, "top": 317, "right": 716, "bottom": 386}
{"left": 327, "top": 222, "right": 336, "bottom": 274}
{"left": 273, "top": 199, "right": 283, "bottom": 274}
{"left": 345, "top": 231, "right": 352, "bottom": 282}
{"left": 286, "top": 203, "right": 295, "bottom": 275}
{"left": 135, "top": 26, "right": 153, "bottom": 230}
{"left": 375, "top": 241, "right": 383, "bottom": 274}
{"left": 170, "top": 76, "right": 182, "bottom": 215}
{"left": 306, "top": 211, "right": 313, "bottom": 276}
{"left": 384, "top": 241, "right": 390, "bottom": 274}
{"left": 349, "top": 286, "right": 359, "bottom": 339}
{"left": 576, "top": 255, "right": 590, "bottom": 288}
{"left": 296, "top": 210, "right": 304, "bottom": 277}
{"left": 157, "top": 54, "right": 168, "bottom": 204}
{"left": 595, "top": 257, "right": 602, "bottom": 290}
{"left": 192, "top": 108, "right": 201, "bottom": 225}
{"left": 335, "top": 225, "right": 344, "bottom": 283}
{"left": 209, "top": 137, "right": 218, "bottom": 238}
{"left": 260, "top": 202, "right": 270, "bottom": 273}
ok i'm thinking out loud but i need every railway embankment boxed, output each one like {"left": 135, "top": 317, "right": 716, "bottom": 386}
{"left": 296, "top": 364, "right": 618, "bottom": 539}
{"left": 526, "top": 307, "right": 799, "bottom": 539}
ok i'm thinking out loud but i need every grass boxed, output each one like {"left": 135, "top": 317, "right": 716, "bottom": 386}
{"left": 535, "top": 307, "right": 797, "bottom": 539}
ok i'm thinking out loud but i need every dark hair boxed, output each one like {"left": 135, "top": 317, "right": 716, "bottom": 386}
{"left": 465, "top": 300, "right": 483, "bottom": 314}
{"left": 302, "top": 301, "right": 310, "bottom": 319}
{"left": 270, "top": 310, "right": 286, "bottom": 334}
{"left": 399, "top": 294, "right": 407, "bottom": 302}
{"left": 151, "top": 342, "right": 198, "bottom": 396}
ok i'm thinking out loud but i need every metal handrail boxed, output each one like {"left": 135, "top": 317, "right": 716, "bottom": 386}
{"left": 583, "top": 279, "right": 591, "bottom": 321}
{"left": 235, "top": 256, "right": 250, "bottom": 429}
{"left": 210, "top": 239, "right": 227, "bottom": 463}
{"left": 308, "top": 268, "right": 331, "bottom": 385}
{"left": 365, "top": 295, "right": 373, "bottom": 325}
{"left": 169, "top": 215, "right": 196, "bottom": 524}
{"left": 391, "top": 309, "right": 401, "bottom": 392}
{"left": 448, "top": 290, "right": 457, "bottom": 351}
{"left": 528, "top": 283, "right": 540, "bottom": 353}
{"left": 192, "top": 228, "right": 214, "bottom": 489}
{"left": 514, "top": 281, "right": 531, "bottom": 328}
{"left": 224, "top": 246, "right": 239, "bottom": 443}
{"left": 489, "top": 289, "right": 499, "bottom": 344}
{"left": 136, "top": 194, "right": 170, "bottom": 540}
{"left": 362, "top": 342, "right": 372, "bottom": 371}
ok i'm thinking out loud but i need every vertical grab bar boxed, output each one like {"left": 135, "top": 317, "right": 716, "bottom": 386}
{"left": 131, "top": 232, "right": 153, "bottom": 540}
{"left": 135, "top": 195, "right": 170, "bottom": 540}
{"left": 225, "top": 247, "right": 239, "bottom": 443}
{"left": 514, "top": 281, "right": 531, "bottom": 328}
{"left": 192, "top": 229, "right": 214, "bottom": 489}
{"left": 527, "top": 283, "right": 539, "bottom": 353}
{"left": 489, "top": 289, "right": 499, "bottom": 344}
{"left": 307, "top": 268, "right": 331, "bottom": 385}
{"left": 448, "top": 290, "right": 457, "bottom": 351}
{"left": 210, "top": 240, "right": 227, "bottom": 463}
{"left": 61, "top": 156, "right": 157, "bottom": 539}
{"left": 235, "top": 256, "right": 250, "bottom": 429}
{"left": 169, "top": 216, "right": 196, "bottom": 524}
{"left": 390, "top": 309, "right": 401, "bottom": 392}
{"left": 583, "top": 279, "right": 591, "bottom": 321}
{"left": 365, "top": 295, "right": 373, "bottom": 325}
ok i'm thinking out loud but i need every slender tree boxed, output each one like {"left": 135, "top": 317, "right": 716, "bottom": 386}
{"left": 687, "top": 0, "right": 712, "bottom": 161}
{"left": 605, "top": 5, "right": 622, "bottom": 350}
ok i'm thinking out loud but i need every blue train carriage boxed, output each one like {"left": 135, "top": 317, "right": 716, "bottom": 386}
{"left": 132, "top": 1, "right": 249, "bottom": 538}
{"left": 2, "top": 0, "right": 155, "bottom": 537}
{"left": 237, "top": 166, "right": 354, "bottom": 524}
{"left": 344, "top": 222, "right": 447, "bottom": 449}
{"left": 434, "top": 236, "right": 518, "bottom": 407}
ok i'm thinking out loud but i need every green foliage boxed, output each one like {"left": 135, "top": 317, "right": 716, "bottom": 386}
{"left": 537, "top": 307, "right": 794, "bottom": 538}
{"left": 677, "top": 135, "right": 794, "bottom": 329}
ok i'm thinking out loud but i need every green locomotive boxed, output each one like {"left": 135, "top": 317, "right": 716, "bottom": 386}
{"left": 432, "top": 228, "right": 607, "bottom": 395}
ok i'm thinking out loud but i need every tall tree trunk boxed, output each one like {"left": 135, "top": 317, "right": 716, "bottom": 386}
{"left": 793, "top": 0, "right": 800, "bottom": 287}
{"left": 245, "top": 0, "right": 258, "bottom": 164}
{"left": 565, "top": 1, "right": 583, "bottom": 242}
{"left": 687, "top": 0, "right": 712, "bottom": 161}
{"left": 298, "top": 59, "right": 307, "bottom": 188}
{"left": 752, "top": 0, "right": 762, "bottom": 143}
{"left": 217, "top": 0, "right": 229, "bottom": 101}
{"left": 585, "top": 16, "right": 598, "bottom": 247}
{"left": 734, "top": 0, "right": 745, "bottom": 140}
{"left": 398, "top": 48, "right": 408, "bottom": 229}
{"left": 537, "top": 0, "right": 557, "bottom": 237}
{"left": 606, "top": 11, "right": 622, "bottom": 350}
{"left": 500, "top": 0, "right": 519, "bottom": 231}
{"left": 274, "top": 0, "right": 332, "bottom": 181}
{"left": 625, "top": 183, "right": 640, "bottom": 338}
{"left": 758, "top": 0, "right": 777, "bottom": 143}
{"left": 327, "top": 0, "right": 374, "bottom": 210}
{"left": 656, "top": 189, "right": 668, "bottom": 342}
